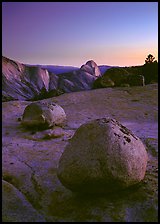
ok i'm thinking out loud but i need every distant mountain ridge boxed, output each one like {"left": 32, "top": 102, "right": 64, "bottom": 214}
{"left": 2, "top": 56, "right": 103, "bottom": 101}
{"left": 3, "top": 56, "right": 154, "bottom": 102}
{"left": 26, "top": 64, "right": 112, "bottom": 75}
{"left": 30, "top": 65, "right": 79, "bottom": 75}
{"left": 98, "top": 65, "right": 115, "bottom": 75}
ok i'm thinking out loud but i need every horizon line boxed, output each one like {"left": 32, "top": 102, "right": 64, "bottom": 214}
{"left": 2, "top": 54, "right": 154, "bottom": 68}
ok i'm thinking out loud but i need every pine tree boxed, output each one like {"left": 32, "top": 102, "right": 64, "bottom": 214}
{"left": 143, "top": 54, "right": 158, "bottom": 84}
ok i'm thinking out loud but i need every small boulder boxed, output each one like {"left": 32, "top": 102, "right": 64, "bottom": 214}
{"left": 21, "top": 102, "right": 66, "bottom": 129}
{"left": 57, "top": 118, "right": 148, "bottom": 194}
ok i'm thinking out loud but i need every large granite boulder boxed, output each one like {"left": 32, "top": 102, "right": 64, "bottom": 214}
{"left": 21, "top": 102, "right": 66, "bottom": 129}
{"left": 57, "top": 118, "right": 148, "bottom": 194}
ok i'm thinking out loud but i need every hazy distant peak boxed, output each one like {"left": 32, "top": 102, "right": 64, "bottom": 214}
{"left": 86, "top": 60, "right": 98, "bottom": 68}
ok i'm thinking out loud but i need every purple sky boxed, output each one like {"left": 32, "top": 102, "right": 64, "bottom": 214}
{"left": 2, "top": 2, "right": 158, "bottom": 67}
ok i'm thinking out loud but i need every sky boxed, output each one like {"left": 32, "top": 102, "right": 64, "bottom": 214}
{"left": 2, "top": 2, "right": 158, "bottom": 67}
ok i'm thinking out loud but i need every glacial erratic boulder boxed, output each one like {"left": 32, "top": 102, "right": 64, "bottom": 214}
{"left": 57, "top": 118, "right": 148, "bottom": 194}
{"left": 21, "top": 102, "right": 66, "bottom": 129}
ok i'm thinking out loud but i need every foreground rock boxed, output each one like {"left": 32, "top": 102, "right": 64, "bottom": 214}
{"left": 21, "top": 102, "right": 66, "bottom": 129}
{"left": 2, "top": 84, "right": 158, "bottom": 222}
{"left": 2, "top": 180, "right": 45, "bottom": 222}
{"left": 57, "top": 118, "right": 148, "bottom": 194}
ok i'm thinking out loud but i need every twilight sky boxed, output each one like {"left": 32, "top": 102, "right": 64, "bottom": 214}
{"left": 2, "top": 2, "right": 158, "bottom": 67}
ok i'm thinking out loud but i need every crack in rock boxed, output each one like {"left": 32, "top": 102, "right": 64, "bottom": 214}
{"left": 11, "top": 156, "right": 44, "bottom": 211}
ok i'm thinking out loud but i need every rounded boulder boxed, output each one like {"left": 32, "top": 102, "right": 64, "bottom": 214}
{"left": 57, "top": 118, "right": 148, "bottom": 194}
{"left": 21, "top": 102, "right": 66, "bottom": 129}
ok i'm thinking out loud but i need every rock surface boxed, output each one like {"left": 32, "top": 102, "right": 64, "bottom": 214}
{"left": 2, "top": 84, "right": 158, "bottom": 222}
{"left": 2, "top": 180, "right": 45, "bottom": 222}
{"left": 2, "top": 56, "right": 57, "bottom": 101}
{"left": 57, "top": 118, "right": 148, "bottom": 193}
{"left": 57, "top": 60, "right": 101, "bottom": 93}
{"left": 21, "top": 102, "right": 66, "bottom": 129}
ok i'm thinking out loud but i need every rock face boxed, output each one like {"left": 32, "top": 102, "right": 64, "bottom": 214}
{"left": 57, "top": 118, "right": 148, "bottom": 194}
{"left": 81, "top": 60, "right": 101, "bottom": 77}
{"left": 21, "top": 102, "right": 66, "bottom": 129}
{"left": 2, "top": 56, "right": 60, "bottom": 101}
{"left": 58, "top": 60, "right": 101, "bottom": 93}
{"left": 2, "top": 56, "right": 101, "bottom": 102}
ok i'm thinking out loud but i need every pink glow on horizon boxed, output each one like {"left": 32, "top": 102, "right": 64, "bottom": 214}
{"left": 2, "top": 2, "right": 158, "bottom": 67}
